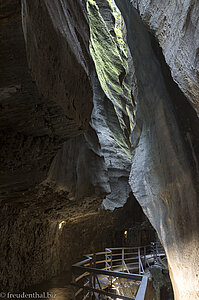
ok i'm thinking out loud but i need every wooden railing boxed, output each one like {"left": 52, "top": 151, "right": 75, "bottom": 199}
{"left": 71, "top": 243, "right": 165, "bottom": 300}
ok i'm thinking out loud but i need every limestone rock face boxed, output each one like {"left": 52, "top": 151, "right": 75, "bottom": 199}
{"left": 0, "top": 0, "right": 109, "bottom": 205}
{"left": 1, "top": 0, "right": 142, "bottom": 291}
{"left": 5, "top": 0, "right": 199, "bottom": 297}
{"left": 131, "top": 0, "right": 199, "bottom": 115}
{"left": 0, "top": 206, "right": 60, "bottom": 291}
{"left": 47, "top": 125, "right": 111, "bottom": 201}
{"left": 115, "top": 0, "right": 199, "bottom": 299}
{"left": 22, "top": 0, "right": 93, "bottom": 133}
{"left": 91, "top": 73, "right": 132, "bottom": 209}
{"left": 87, "top": 0, "right": 135, "bottom": 209}
{"left": 38, "top": 0, "right": 135, "bottom": 210}
{"left": 0, "top": 8, "right": 75, "bottom": 199}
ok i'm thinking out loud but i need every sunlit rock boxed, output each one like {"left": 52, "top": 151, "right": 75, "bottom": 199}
{"left": 130, "top": 0, "right": 199, "bottom": 115}
{"left": 115, "top": 0, "right": 199, "bottom": 298}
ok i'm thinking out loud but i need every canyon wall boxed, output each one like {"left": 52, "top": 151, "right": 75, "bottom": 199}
{"left": 131, "top": 0, "right": 199, "bottom": 115}
{"left": 1, "top": 0, "right": 199, "bottom": 298}
{"left": 0, "top": 0, "right": 141, "bottom": 291}
{"left": 115, "top": 0, "right": 199, "bottom": 299}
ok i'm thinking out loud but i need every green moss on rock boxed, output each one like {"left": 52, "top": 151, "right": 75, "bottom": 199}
{"left": 87, "top": 0, "right": 133, "bottom": 156}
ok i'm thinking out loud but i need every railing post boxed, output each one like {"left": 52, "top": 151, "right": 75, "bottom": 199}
{"left": 105, "top": 248, "right": 109, "bottom": 270}
{"left": 135, "top": 275, "right": 148, "bottom": 300}
{"left": 105, "top": 250, "right": 107, "bottom": 270}
{"left": 138, "top": 247, "right": 141, "bottom": 274}
{"left": 89, "top": 256, "right": 93, "bottom": 298}
{"left": 144, "top": 246, "right": 146, "bottom": 269}
{"left": 154, "top": 242, "right": 157, "bottom": 263}
{"left": 72, "top": 247, "right": 152, "bottom": 300}
{"left": 151, "top": 242, "right": 155, "bottom": 263}
{"left": 93, "top": 253, "right": 96, "bottom": 290}
{"left": 110, "top": 250, "right": 113, "bottom": 288}
{"left": 122, "top": 248, "right": 124, "bottom": 272}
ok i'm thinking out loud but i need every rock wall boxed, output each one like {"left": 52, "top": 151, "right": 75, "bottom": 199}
{"left": 115, "top": 0, "right": 199, "bottom": 299}
{"left": 22, "top": 0, "right": 93, "bottom": 130}
{"left": 1, "top": 0, "right": 145, "bottom": 292}
{"left": 0, "top": 11, "right": 73, "bottom": 199}
{"left": 131, "top": 0, "right": 199, "bottom": 115}
{"left": 3, "top": 0, "right": 197, "bottom": 297}
{"left": 91, "top": 73, "right": 133, "bottom": 209}
{"left": 87, "top": 0, "right": 135, "bottom": 209}
{"left": 59, "top": 194, "right": 147, "bottom": 272}
{"left": 47, "top": 125, "right": 110, "bottom": 202}
{"left": 0, "top": 206, "right": 60, "bottom": 291}
{"left": 0, "top": 193, "right": 146, "bottom": 292}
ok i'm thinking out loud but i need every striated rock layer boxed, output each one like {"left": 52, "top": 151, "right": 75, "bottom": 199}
{"left": 87, "top": 0, "right": 135, "bottom": 209}
{"left": 131, "top": 0, "right": 199, "bottom": 116}
{"left": 115, "top": 0, "right": 199, "bottom": 299}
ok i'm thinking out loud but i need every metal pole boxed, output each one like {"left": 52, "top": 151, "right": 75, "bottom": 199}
{"left": 105, "top": 250, "right": 107, "bottom": 270}
{"left": 89, "top": 256, "right": 93, "bottom": 298}
{"left": 138, "top": 247, "right": 140, "bottom": 274}
{"left": 93, "top": 254, "right": 96, "bottom": 290}
{"left": 110, "top": 251, "right": 113, "bottom": 288}
{"left": 155, "top": 243, "right": 158, "bottom": 263}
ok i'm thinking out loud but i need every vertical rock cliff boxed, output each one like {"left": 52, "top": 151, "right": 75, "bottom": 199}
{"left": 115, "top": 0, "right": 199, "bottom": 299}
{"left": 87, "top": 0, "right": 135, "bottom": 209}
{"left": 131, "top": 0, "right": 199, "bottom": 115}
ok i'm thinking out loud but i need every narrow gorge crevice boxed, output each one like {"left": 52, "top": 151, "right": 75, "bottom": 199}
{"left": 1, "top": 0, "right": 199, "bottom": 299}
{"left": 1, "top": 0, "right": 148, "bottom": 293}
